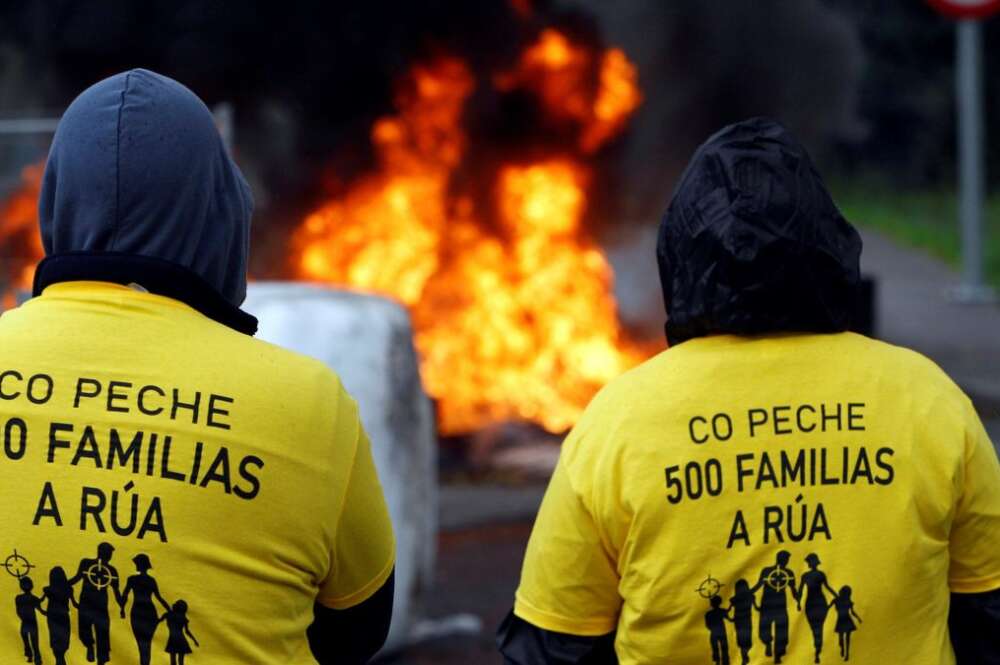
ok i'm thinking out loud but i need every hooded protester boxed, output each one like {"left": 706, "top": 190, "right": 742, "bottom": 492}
{"left": 0, "top": 69, "right": 395, "bottom": 665}
{"left": 498, "top": 118, "right": 1000, "bottom": 664}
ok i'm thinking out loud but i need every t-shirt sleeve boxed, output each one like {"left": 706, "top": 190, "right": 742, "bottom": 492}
{"left": 317, "top": 418, "right": 396, "bottom": 610}
{"left": 948, "top": 405, "right": 1000, "bottom": 593}
{"left": 514, "top": 452, "right": 622, "bottom": 636}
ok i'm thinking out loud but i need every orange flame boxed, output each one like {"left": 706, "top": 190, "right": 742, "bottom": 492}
{"left": 498, "top": 29, "right": 643, "bottom": 153}
{"left": 0, "top": 163, "right": 45, "bottom": 307}
{"left": 295, "top": 34, "right": 647, "bottom": 434}
{"left": 0, "top": 31, "right": 648, "bottom": 436}
{"left": 298, "top": 58, "right": 473, "bottom": 307}
{"left": 499, "top": 29, "right": 594, "bottom": 126}
{"left": 581, "top": 48, "right": 644, "bottom": 153}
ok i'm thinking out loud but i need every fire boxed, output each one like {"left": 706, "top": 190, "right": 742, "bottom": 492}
{"left": 298, "top": 58, "right": 472, "bottom": 307}
{"left": 499, "top": 29, "right": 594, "bottom": 126}
{"left": 295, "top": 31, "right": 646, "bottom": 434}
{"left": 0, "top": 162, "right": 45, "bottom": 308}
{"left": 582, "top": 48, "right": 644, "bottom": 153}
{"left": 0, "top": 30, "right": 647, "bottom": 435}
{"left": 497, "top": 29, "right": 643, "bottom": 153}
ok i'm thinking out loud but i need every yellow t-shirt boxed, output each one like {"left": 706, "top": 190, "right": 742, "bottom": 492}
{"left": 515, "top": 332, "right": 1000, "bottom": 665}
{"left": 0, "top": 282, "right": 394, "bottom": 664}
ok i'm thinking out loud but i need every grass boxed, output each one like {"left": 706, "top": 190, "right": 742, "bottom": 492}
{"left": 830, "top": 181, "right": 1000, "bottom": 290}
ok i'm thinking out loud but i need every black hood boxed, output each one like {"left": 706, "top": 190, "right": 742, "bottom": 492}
{"left": 33, "top": 68, "right": 257, "bottom": 334}
{"left": 657, "top": 117, "right": 861, "bottom": 346}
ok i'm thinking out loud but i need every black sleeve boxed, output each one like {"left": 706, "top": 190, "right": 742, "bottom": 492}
{"left": 309, "top": 569, "right": 395, "bottom": 665}
{"left": 950, "top": 588, "right": 1000, "bottom": 665}
{"left": 496, "top": 609, "right": 618, "bottom": 665}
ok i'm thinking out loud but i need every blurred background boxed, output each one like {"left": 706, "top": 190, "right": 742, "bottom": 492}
{"left": 1, "top": 1, "right": 998, "bottom": 662}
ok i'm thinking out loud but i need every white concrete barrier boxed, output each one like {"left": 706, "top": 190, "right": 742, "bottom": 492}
{"left": 243, "top": 282, "right": 437, "bottom": 652}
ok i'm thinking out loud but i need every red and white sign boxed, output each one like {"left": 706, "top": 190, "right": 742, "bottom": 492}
{"left": 927, "top": 0, "right": 1000, "bottom": 19}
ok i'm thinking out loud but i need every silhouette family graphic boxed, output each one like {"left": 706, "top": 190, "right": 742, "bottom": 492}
{"left": 697, "top": 551, "right": 861, "bottom": 664}
{"left": 6, "top": 544, "right": 199, "bottom": 665}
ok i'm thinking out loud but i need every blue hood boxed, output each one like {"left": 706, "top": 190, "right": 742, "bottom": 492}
{"left": 35, "top": 69, "right": 256, "bottom": 331}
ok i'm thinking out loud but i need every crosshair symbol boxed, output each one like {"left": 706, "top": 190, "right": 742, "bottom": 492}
{"left": 3, "top": 549, "right": 34, "bottom": 579}
{"left": 85, "top": 561, "right": 117, "bottom": 590}
{"left": 766, "top": 567, "right": 792, "bottom": 592}
{"left": 696, "top": 574, "right": 724, "bottom": 599}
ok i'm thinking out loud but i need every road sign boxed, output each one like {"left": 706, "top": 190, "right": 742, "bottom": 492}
{"left": 928, "top": 0, "right": 1000, "bottom": 19}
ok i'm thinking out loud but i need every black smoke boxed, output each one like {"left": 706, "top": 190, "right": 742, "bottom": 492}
{"left": 0, "top": 0, "right": 890, "bottom": 282}
{"left": 0, "top": 1, "right": 548, "bottom": 272}
{"left": 568, "top": 0, "right": 866, "bottom": 225}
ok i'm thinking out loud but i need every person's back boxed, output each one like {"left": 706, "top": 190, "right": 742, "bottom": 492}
{"left": 0, "top": 282, "right": 393, "bottom": 663}
{"left": 0, "top": 69, "right": 394, "bottom": 664}
{"left": 500, "top": 118, "right": 1000, "bottom": 664}
{"left": 515, "top": 331, "right": 997, "bottom": 663}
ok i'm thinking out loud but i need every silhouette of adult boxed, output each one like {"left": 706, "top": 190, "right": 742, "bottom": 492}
{"left": 728, "top": 579, "right": 759, "bottom": 665}
{"left": 120, "top": 554, "right": 171, "bottom": 665}
{"left": 796, "top": 553, "right": 838, "bottom": 663}
{"left": 751, "top": 551, "right": 797, "bottom": 663}
{"left": 42, "top": 566, "right": 77, "bottom": 665}
{"left": 68, "top": 542, "right": 122, "bottom": 665}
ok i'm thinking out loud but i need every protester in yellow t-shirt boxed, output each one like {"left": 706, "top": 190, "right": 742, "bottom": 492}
{"left": 0, "top": 69, "right": 395, "bottom": 665}
{"left": 499, "top": 118, "right": 1000, "bottom": 665}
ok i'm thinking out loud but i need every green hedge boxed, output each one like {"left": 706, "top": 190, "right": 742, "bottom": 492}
{"left": 831, "top": 181, "right": 1000, "bottom": 290}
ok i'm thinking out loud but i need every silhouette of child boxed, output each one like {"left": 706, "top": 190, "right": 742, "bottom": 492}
{"left": 158, "top": 600, "right": 199, "bottom": 664}
{"left": 728, "top": 579, "right": 759, "bottom": 665}
{"left": 15, "top": 576, "right": 45, "bottom": 665}
{"left": 830, "top": 586, "right": 862, "bottom": 661}
{"left": 704, "top": 595, "right": 731, "bottom": 665}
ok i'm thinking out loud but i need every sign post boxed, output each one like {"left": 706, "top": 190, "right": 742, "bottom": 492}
{"left": 928, "top": 0, "right": 1000, "bottom": 302}
{"left": 955, "top": 17, "right": 992, "bottom": 301}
